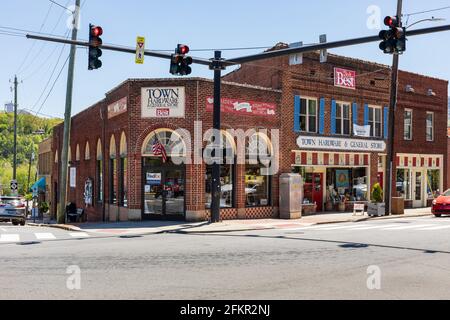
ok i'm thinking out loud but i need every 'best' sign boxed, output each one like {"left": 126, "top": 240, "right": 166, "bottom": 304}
{"left": 334, "top": 67, "right": 356, "bottom": 90}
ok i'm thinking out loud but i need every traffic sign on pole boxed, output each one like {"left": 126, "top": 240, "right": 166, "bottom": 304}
{"left": 135, "top": 36, "right": 145, "bottom": 64}
{"left": 10, "top": 180, "right": 18, "bottom": 195}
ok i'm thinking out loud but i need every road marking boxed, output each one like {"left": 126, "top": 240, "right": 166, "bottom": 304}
{"left": 347, "top": 224, "right": 400, "bottom": 230}
{"left": 381, "top": 224, "right": 435, "bottom": 230}
{"left": 0, "top": 234, "right": 20, "bottom": 242}
{"left": 35, "top": 233, "right": 56, "bottom": 240}
{"left": 313, "top": 224, "right": 371, "bottom": 231}
{"left": 416, "top": 225, "right": 450, "bottom": 231}
{"left": 0, "top": 227, "right": 7, "bottom": 232}
{"left": 69, "top": 232, "right": 90, "bottom": 238}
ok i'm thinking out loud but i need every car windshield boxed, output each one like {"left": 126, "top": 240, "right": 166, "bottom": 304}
{"left": 0, "top": 198, "right": 21, "bottom": 206}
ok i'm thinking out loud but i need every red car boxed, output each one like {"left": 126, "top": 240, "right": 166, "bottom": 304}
{"left": 432, "top": 189, "right": 450, "bottom": 217}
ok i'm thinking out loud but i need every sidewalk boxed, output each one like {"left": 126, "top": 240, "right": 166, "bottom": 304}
{"left": 28, "top": 207, "right": 433, "bottom": 235}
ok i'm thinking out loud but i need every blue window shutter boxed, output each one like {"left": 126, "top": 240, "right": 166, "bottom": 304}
{"left": 364, "top": 104, "right": 370, "bottom": 126}
{"left": 384, "top": 106, "right": 389, "bottom": 139}
{"left": 331, "top": 100, "right": 337, "bottom": 134}
{"left": 294, "top": 96, "right": 301, "bottom": 132}
{"left": 319, "top": 98, "right": 325, "bottom": 134}
{"left": 352, "top": 103, "right": 358, "bottom": 126}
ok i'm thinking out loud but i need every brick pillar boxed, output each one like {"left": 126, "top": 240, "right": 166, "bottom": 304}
{"left": 236, "top": 164, "right": 246, "bottom": 219}
{"left": 186, "top": 163, "right": 207, "bottom": 222}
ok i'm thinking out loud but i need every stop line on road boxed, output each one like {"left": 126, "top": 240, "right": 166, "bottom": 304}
{"left": 276, "top": 223, "right": 450, "bottom": 232}
{"left": 0, "top": 232, "right": 90, "bottom": 243}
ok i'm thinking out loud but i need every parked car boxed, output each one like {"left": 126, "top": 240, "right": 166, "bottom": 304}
{"left": 432, "top": 189, "right": 450, "bottom": 217}
{"left": 0, "top": 196, "right": 26, "bottom": 226}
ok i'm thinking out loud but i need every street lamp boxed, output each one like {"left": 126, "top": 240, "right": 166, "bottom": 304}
{"left": 406, "top": 17, "right": 446, "bottom": 29}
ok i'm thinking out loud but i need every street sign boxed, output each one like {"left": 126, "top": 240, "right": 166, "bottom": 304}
{"left": 135, "top": 36, "right": 145, "bottom": 64}
{"left": 10, "top": 180, "right": 18, "bottom": 195}
{"left": 319, "top": 34, "right": 327, "bottom": 63}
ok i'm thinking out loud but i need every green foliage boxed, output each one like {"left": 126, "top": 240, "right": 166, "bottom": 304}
{"left": 0, "top": 112, "right": 61, "bottom": 195}
{"left": 371, "top": 183, "right": 384, "bottom": 203}
{"left": 39, "top": 201, "right": 49, "bottom": 214}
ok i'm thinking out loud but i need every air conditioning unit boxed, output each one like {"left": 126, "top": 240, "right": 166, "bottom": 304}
{"left": 405, "top": 85, "right": 415, "bottom": 93}
{"left": 427, "top": 89, "right": 436, "bottom": 96}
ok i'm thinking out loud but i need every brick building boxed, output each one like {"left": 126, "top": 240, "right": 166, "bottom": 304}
{"left": 52, "top": 78, "right": 281, "bottom": 222}
{"left": 52, "top": 45, "right": 448, "bottom": 222}
{"left": 225, "top": 44, "right": 448, "bottom": 211}
{"left": 37, "top": 137, "right": 53, "bottom": 209}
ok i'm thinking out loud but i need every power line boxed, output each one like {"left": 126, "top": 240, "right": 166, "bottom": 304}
{"left": 49, "top": 0, "right": 73, "bottom": 12}
{"left": 403, "top": 5, "right": 450, "bottom": 17}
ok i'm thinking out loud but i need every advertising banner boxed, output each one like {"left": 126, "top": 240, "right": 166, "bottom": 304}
{"left": 334, "top": 67, "right": 356, "bottom": 90}
{"left": 206, "top": 97, "right": 276, "bottom": 117}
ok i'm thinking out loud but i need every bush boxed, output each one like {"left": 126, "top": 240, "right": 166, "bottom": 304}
{"left": 371, "top": 183, "right": 384, "bottom": 203}
{"left": 39, "top": 201, "right": 49, "bottom": 214}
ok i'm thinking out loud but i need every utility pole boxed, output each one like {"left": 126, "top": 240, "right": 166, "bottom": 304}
{"left": 13, "top": 75, "right": 18, "bottom": 181}
{"left": 210, "top": 51, "right": 224, "bottom": 223}
{"left": 385, "top": 0, "right": 403, "bottom": 216}
{"left": 58, "top": 0, "right": 80, "bottom": 224}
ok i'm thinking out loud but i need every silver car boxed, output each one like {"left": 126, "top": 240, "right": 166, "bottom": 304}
{"left": 0, "top": 197, "right": 26, "bottom": 226}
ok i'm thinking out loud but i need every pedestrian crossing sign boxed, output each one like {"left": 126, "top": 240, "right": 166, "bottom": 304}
{"left": 136, "top": 36, "right": 145, "bottom": 64}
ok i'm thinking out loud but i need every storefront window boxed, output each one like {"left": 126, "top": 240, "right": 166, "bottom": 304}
{"left": 205, "top": 165, "right": 234, "bottom": 208}
{"left": 109, "top": 159, "right": 117, "bottom": 204}
{"left": 245, "top": 165, "right": 270, "bottom": 207}
{"left": 396, "top": 169, "right": 411, "bottom": 200}
{"left": 326, "top": 168, "right": 368, "bottom": 203}
{"left": 119, "top": 157, "right": 128, "bottom": 207}
{"left": 427, "top": 169, "right": 440, "bottom": 199}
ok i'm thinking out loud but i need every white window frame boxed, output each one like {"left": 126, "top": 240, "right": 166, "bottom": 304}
{"left": 299, "top": 97, "right": 318, "bottom": 133}
{"left": 335, "top": 101, "right": 352, "bottom": 136}
{"left": 404, "top": 109, "right": 413, "bottom": 141}
{"left": 426, "top": 112, "right": 434, "bottom": 142}
{"left": 368, "top": 105, "right": 383, "bottom": 138}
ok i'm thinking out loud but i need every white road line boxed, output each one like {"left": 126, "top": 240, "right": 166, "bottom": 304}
{"left": 313, "top": 224, "right": 371, "bottom": 231}
{"left": 35, "top": 233, "right": 56, "bottom": 240}
{"left": 0, "top": 227, "right": 7, "bottom": 232}
{"left": 69, "top": 232, "right": 90, "bottom": 238}
{"left": 381, "top": 224, "right": 435, "bottom": 230}
{"left": 347, "top": 224, "right": 400, "bottom": 230}
{"left": 416, "top": 225, "right": 450, "bottom": 231}
{"left": 0, "top": 234, "right": 20, "bottom": 242}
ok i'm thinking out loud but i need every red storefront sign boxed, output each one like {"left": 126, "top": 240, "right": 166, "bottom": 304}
{"left": 334, "top": 67, "right": 356, "bottom": 90}
{"left": 206, "top": 97, "right": 277, "bottom": 116}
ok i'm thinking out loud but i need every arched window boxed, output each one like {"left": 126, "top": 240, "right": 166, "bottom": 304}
{"left": 96, "top": 139, "right": 103, "bottom": 203}
{"left": 141, "top": 128, "right": 186, "bottom": 159}
{"left": 85, "top": 141, "right": 91, "bottom": 160}
{"left": 76, "top": 144, "right": 81, "bottom": 162}
{"left": 119, "top": 132, "right": 128, "bottom": 207}
{"left": 55, "top": 150, "right": 58, "bottom": 164}
{"left": 245, "top": 132, "right": 273, "bottom": 207}
{"left": 109, "top": 135, "right": 117, "bottom": 204}
{"left": 204, "top": 130, "right": 237, "bottom": 209}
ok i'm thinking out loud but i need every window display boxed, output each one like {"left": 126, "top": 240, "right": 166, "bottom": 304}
{"left": 245, "top": 165, "right": 270, "bottom": 207}
{"left": 205, "top": 165, "right": 234, "bottom": 208}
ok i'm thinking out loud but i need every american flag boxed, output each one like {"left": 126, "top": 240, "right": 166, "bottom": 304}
{"left": 152, "top": 140, "right": 168, "bottom": 163}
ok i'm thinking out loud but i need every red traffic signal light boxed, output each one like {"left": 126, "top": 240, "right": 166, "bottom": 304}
{"left": 177, "top": 44, "right": 190, "bottom": 55}
{"left": 384, "top": 16, "right": 399, "bottom": 28}
{"left": 90, "top": 26, "right": 103, "bottom": 37}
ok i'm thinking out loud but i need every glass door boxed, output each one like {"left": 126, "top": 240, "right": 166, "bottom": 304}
{"left": 143, "top": 171, "right": 164, "bottom": 216}
{"left": 164, "top": 168, "right": 185, "bottom": 217}
{"left": 413, "top": 171, "right": 424, "bottom": 208}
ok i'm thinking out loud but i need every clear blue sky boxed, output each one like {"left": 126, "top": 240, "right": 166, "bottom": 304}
{"left": 1, "top": 0, "right": 450, "bottom": 118}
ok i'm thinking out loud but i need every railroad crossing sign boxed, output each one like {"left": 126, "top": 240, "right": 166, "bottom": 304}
{"left": 135, "top": 36, "right": 145, "bottom": 64}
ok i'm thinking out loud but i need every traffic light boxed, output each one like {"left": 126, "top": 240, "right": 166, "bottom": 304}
{"left": 169, "top": 44, "right": 193, "bottom": 76}
{"left": 379, "top": 16, "right": 406, "bottom": 54}
{"left": 88, "top": 24, "right": 103, "bottom": 70}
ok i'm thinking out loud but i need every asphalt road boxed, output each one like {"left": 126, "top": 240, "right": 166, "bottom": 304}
{"left": 1, "top": 216, "right": 450, "bottom": 300}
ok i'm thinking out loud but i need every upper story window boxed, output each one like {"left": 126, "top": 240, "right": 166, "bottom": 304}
{"left": 426, "top": 112, "right": 434, "bottom": 142}
{"left": 335, "top": 102, "right": 351, "bottom": 135}
{"left": 368, "top": 106, "right": 382, "bottom": 138}
{"left": 404, "top": 109, "right": 413, "bottom": 140}
{"left": 300, "top": 98, "right": 318, "bottom": 133}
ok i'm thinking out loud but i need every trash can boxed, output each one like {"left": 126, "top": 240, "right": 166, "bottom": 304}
{"left": 391, "top": 197, "right": 405, "bottom": 215}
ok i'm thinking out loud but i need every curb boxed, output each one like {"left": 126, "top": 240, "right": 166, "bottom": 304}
{"left": 27, "top": 223, "right": 82, "bottom": 232}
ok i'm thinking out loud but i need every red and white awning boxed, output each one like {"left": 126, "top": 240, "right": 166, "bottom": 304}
{"left": 396, "top": 154, "right": 443, "bottom": 169}
{"left": 292, "top": 151, "right": 370, "bottom": 167}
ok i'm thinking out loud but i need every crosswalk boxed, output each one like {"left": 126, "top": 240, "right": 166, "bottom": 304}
{"left": 0, "top": 232, "right": 90, "bottom": 243}
{"left": 281, "top": 222, "right": 450, "bottom": 232}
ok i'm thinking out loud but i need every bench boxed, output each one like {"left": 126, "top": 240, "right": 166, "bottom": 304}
{"left": 67, "top": 208, "right": 85, "bottom": 223}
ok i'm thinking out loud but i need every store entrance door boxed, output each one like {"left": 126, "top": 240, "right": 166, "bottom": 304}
{"left": 412, "top": 170, "right": 424, "bottom": 208}
{"left": 142, "top": 159, "right": 185, "bottom": 220}
{"left": 312, "top": 173, "right": 323, "bottom": 211}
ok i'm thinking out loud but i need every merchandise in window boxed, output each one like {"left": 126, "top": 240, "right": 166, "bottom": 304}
{"left": 245, "top": 165, "right": 270, "bottom": 207}
{"left": 396, "top": 169, "right": 411, "bottom": 200}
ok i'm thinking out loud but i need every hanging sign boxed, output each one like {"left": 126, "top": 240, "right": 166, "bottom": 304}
{"left": 135, "top": 36, "right": 145, "bottom": 64}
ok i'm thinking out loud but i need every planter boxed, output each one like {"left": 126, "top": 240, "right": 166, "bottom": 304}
{"left": 302, "top": 204, "right": 317, "bottom": 216}
{"left": 367, "top": 203, "right": 386, "bottom": 217}
{"left": 325, "top": 202, "right": 334, "bottom": 211}
{"left": 338, "top": 202, "right": 346, "bottom": 212}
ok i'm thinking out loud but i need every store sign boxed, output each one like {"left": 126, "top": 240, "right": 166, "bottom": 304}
{"left": 141, "top": 87, "right": 185, "bottom": 118}
{"left": 334, "top": 67, "right": 356, "bottom": 90}
{"left": 108, "top": 97, "right": 127, "bottom": 119}
{"left": 206, "top": 97, "right": 277, "bottom": 117}
{"left": 353, "top": 124, "right": 371, "bottom": 137}
{"left": 297, "top": 136, "right": 386, "bottom": 152}
{"left": 147, "top": 173, "right": 162, "bottom": 185}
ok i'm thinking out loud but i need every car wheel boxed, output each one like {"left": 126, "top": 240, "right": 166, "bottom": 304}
{"left": 20, "top": 221, "right": 26, "bottom": 226}
{"left": 12, "top": 221, "right": 19, "bottom": 226}
{"left": 434, "top": 214, "right": 442, "bottom": 218}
